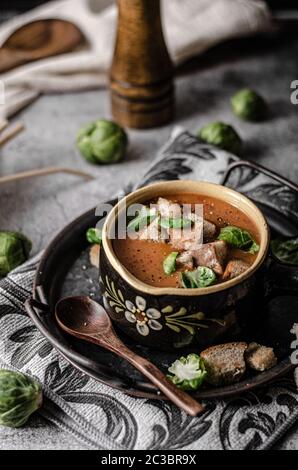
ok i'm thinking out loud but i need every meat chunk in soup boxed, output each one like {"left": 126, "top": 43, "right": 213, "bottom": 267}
{"left": 187, "top": 213, "right": 216, "bottom": 242}
{"left": 138, "top": 218, "right": 169, "bottom": 242}
{"left": 192, "top": 240, "right": 228, "bottom": 276}
{"left": 168, "top": 213, "right": 203, "bottom": 251}
{"left": 157, "top": 197, "right": 182, "bottom": 219}
{"left": 222, "top": 259, "right": 250, "bottom": 281}
{"left": 203, "top": 219, "right": 217, "bottom": 241}
{"left": 176, "top": 251, "right": 194, "bottom": 270}
{"left": 169, "top": 226, "right": 203, "bottom": 251}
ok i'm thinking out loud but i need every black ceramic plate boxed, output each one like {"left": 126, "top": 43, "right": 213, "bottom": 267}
{"left": 26, "top": 161, "right": 298, "bottom": 400}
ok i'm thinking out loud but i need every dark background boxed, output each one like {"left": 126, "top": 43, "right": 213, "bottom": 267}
{"left": 1, "top": 0, "right": 298, "bottom": 12}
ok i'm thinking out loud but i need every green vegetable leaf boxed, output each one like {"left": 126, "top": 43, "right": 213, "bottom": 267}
{"left": 271, "top": 237, "right": 298, "bottom": 265}
{"left": 248, "top": 240, "right": 260, "bottom": 254}
{"left": 167, "top": 354, "right": 207, "bottom": 391}
{"left": 86, "top": 228, "right": 102, "bottom": 245}
{"left": 159, "top": 217, "right": 192, "bottom": 229}
{"left": 180, "top": 266, "right": 216, "bottom": 289}
{"left": 0, "top": 231, "right": 32, "bottom": 277}
{"left": 218, "top": 225, "right": 259, "bottom": 253}
{"left": 127, "top": 208, "right": 157, "bottom": 233}
{"left": 163, "top": 252, "right": 179, "bottom": 276}
{"left": 0, "top": 370, "right": 42, "bottom": 428}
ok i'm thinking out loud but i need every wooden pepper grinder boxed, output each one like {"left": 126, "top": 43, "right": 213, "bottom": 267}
{"left": 110, "top": 0, "right": 174, "bottom": 129}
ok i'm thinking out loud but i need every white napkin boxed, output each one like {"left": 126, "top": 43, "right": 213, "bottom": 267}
{"left": 0, "top": 0, "right": 272, "bottom": 118}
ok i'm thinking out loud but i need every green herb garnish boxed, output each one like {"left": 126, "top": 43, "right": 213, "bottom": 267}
{"left": 86, "top": 228, "right": 102, "bottom": 245}
{"left": 163, "top": 252, "right": 179, "bottom": 276}
{"left": 249, "top": 240, "right": 260, "bottom": 254}
{"left": 127, "top": 208, "right": 157, "bottom": 233}
{"left": 180, "top": 266, "right": 216, "bottom": 288}
{"left": 218, "top": 225, "right": 259, "bottom": 253}
{"left": 159, "top": 217, "right": 192, "bottom": 230}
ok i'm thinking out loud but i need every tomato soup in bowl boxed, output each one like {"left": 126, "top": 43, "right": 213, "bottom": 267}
{"left": 100, "top": 180, "right": 269, "bottom": 350}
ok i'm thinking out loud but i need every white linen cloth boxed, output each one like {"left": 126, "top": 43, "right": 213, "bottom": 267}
{"left": 0, "top": 0, "right": 272, "bottom": 118}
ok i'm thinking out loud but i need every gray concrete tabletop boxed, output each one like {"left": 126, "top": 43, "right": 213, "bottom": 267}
{"left": 0, "top": 16, "right": 297, "bottom": 449}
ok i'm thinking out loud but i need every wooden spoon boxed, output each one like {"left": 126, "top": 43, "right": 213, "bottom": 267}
{"left": 0, "top": 19, "right": 85, "bottom": 73}
{"left": 55, "top": 296, "right": 204, "bottom": 416}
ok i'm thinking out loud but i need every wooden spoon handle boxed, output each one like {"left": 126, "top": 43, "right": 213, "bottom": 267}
{"left": 130, "top": 354, "right": 204, "bottom": 416}
{"left": 113, "top": 345, "right": 204, "bottom": 416}
{"left": 86, "top": 331, "right": 204, "bottom": 416}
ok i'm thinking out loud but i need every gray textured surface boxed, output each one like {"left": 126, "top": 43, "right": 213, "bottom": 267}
{"left": 1, "top": 30, "right": 298, "bottom": 254}
{"left": 0, "top": 24, "right": 297, "bottom": 450}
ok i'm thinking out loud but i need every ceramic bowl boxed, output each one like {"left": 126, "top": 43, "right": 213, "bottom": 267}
{"left": 100, "top": 180, "right": 270, "bottom": 350}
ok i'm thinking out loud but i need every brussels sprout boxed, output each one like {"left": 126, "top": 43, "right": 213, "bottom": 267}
{"left": 180, "top": 266, "right": 216, "bottom": 288}
{"left": 77, "top": 120, "right": 128, "bottom": 164}
{"left": 218, "top": 226, "right": 259, "bottom": 254}
{"left": 198, "top": 121, "right": 242, "bottom": 155}
{"left": 0, "top": 370, "right": 42, "bottom": 428}
{"left": 0, "top": 231, "right": 32, "bottom": 277}
{"left": 231, "top": 88, "right": 267, "bottom": 121}
{"left": 86, "top": 228, "right": 102, "bottom": 245}
{"left": 163, "top": 252, "right": 178, "bottom": 276}
{"left": 167, "top": 354, "right": 207, "bottom": 391}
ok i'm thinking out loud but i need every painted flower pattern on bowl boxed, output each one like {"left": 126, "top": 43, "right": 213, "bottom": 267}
{"left": 101, "top": 275, "right": 226, "bottom": 339}
{"left": 125, "top": 296, "right": 162, "bottom": 336}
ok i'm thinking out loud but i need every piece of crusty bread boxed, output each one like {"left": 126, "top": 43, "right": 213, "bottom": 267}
{"left": 245, "top": 342, "right": 277, "bottom": 372}
{"left": 89, "top": 244, "right": 100, "bottom": 268}
{"left": 201, "top": 342, "right": 248, "bottom": 386}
